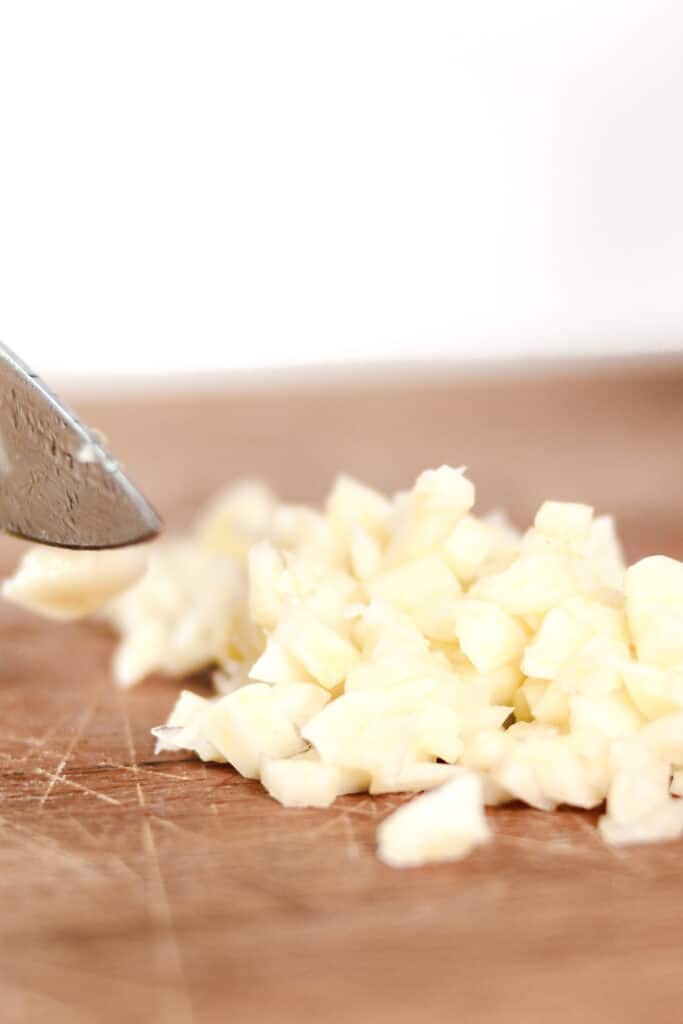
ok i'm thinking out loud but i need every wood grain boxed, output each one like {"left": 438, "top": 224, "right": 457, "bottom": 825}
{"left": 1, "top": 359, "right": 683, "bottom": 1024}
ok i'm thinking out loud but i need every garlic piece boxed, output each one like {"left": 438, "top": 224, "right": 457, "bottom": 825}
{"left": 377, "top": 772, "right": 490, "bottom": 867}
{"left": 453, "top": 599, "right": 526, "bottom": 673}
{"left": 626, "top": 556, "right": 683, "bottom": 668}
{"left": 262, "top": 751, "right": 368, "bottom": 808}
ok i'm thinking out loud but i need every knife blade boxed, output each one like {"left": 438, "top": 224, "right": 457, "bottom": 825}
{"left": 0, "top": 342, "right": 161, "bottom": 549}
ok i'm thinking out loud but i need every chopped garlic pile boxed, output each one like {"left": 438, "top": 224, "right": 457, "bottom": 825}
{"left": 7, "top": 467, "right": 683, "bottom": 867}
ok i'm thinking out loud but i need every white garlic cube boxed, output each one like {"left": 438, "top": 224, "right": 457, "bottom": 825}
{"left": 275, "top": 606, "right": 359, "bottom": 690}
{"left": 301, "top": 693, "right": 376, "bottom": 767}
{"left": 269, "top": 682, "right": 331, "bottom": 727}
{"left": 415, "top": 705, "right": 464, "bottom": 764}
{"left": 384, "top": 466, "right": 475, "bottom": 564}
{"left": 471, "top": 553, "right": 574, "bottom": 615}
{"left": 303, "top": 690, "right": 430, "bottom": 779}
{"left": 443, "top": 515, "right": 494, "bottom": 583}
{"left": 413, "top": 464, "right": 475, "bottom": 511}
{"left": 531, "top": 681, "right": 570, "bottom": 728}
{"left": 293, "top": 564, "right": 360, "bottom": 636}
{"left": 249, "top": 636, "right": 313, "bottom": 685}
{"left": 603, "top": 739, "right": 671, "bottom": 825}
{"left": 621, "top": 661, "right": 683, "bottom": 721}
{"left": 533, "top": 738, "right": 607, "bottom": 809}
{"left": 494, "top": 728, "right": 606, "bottom": 811}
{"left": 261, "top": 751, "right": 368, "bottom": 807}
{"left": 369, "top": 554, "right": 461, "bottom": 640}
{"left": 453, "top": 599, "right": 526, "bottom": 672}
{"left": 534, "top": 500, "right": 594, "bottom": 546}
{"left": 555, "top": 635, "right": 626, "bottom": 697}
{"left": 202, "top": 684, "right": 307, "bottom": 778}
{"left": 521, "top": 607, "right": 592, "bottom": 680}
{"left": 152, "top": 689, "right": 225, "bottom": 762}
{"left": 356, "top": 600, "right": 431, "bottom": 658}
{"left": 377, "top": 771, "right": 490, "bottom": 867}
{"left": 166, "top": 689, "right": 210, "bottom": 728}
{"left": 626, "top": 555, "right": 683, "bottom": 668}
{"left": 494, "top": 740, "right": 555, "bottom": 810}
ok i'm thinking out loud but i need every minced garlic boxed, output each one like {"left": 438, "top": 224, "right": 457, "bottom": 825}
{"left": 7, "top": 466, "right": 683, "bottom": 866}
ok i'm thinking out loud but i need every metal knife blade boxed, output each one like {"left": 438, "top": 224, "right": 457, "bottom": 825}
{"left": 0, "top": 342, "right": 161, "bottom": 549}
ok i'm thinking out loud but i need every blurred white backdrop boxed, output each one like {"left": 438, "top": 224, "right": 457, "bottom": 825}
{"left": 1, "top": 1, "right": 682, "bottom": 379}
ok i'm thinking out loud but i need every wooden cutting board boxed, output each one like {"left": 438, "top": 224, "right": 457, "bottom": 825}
{"left": 2, "top": 359, "right": 683, "bottom": 1024}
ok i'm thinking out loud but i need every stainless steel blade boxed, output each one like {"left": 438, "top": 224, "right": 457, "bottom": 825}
{"left": 0, "top": 343, "right": 161, "bottom": 548}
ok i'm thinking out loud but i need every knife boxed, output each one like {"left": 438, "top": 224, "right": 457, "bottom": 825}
{"left": 0, "top": 342, "right": 161, "bottom": 549}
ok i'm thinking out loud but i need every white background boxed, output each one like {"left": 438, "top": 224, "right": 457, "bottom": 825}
{"left": 1, "top": 1, "right": 682, "bottom": 380}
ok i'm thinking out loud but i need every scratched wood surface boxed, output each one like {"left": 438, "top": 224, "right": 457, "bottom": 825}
{"left": 2, "top": 359, "right": 683, "bottom": 1024}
